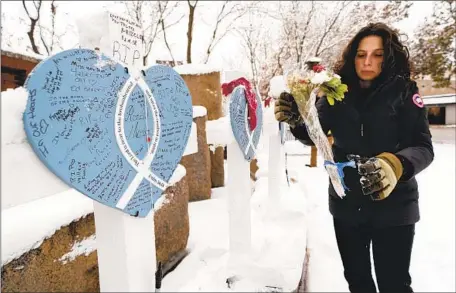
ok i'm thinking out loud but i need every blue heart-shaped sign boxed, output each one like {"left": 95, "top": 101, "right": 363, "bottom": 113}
{"left": 23, "top": 49, "right": 193, "bottom": 217}
{"left": 229, "top": 86, "right": 263, "bottom": 161}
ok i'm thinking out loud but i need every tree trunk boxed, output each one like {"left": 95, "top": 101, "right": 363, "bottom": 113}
{"left": 23, "top": 0, "right": 42, "bottom": 55}
{"left": 186, "top": 2, "right": 196, "bottom": 64}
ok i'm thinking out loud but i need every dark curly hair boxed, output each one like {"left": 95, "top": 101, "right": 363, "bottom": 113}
{"left": 333, "top": 22, "right": 412, "bottom": 88}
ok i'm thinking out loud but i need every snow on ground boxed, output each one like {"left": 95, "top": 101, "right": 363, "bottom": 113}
{"left": 161, "top": 184, "right": 308, "bottom": 292}
{"left": 161, "top": 140, "right": 455, "bottom": 292}
{"left": 161, "top": 135, "right": 308, "bottom": 292}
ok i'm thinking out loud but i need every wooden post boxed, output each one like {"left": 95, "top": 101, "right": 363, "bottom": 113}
{"left": 263, "top": 117, "right": 285, "bottom": 209}
{"left": 93, "top": 203, "right": 156, "bottom": 292}
{"left": 222, "top": 71, "right": 252, "bottom": 256}
{"left": 227, "top": 140, "right": 252, "bottom": 254}
{"left": 268, "top": 130, "right": 282, "bottom": 201}
{"left": 77, "top": 10, "right": 154, "bottom": 292}
{"left": 310, "top": 146, "right": 317, "bottom": 167}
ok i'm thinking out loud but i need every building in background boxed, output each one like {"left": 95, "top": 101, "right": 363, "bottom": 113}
{"left": 155, "top": 60, "right": 183, "bottom": 67}
{"left": 1, "top": 49, "right": 42, "bottom": 91}
{"left": 423, "top": 93, "right": 456, "bottom": 125}
{"left": 415, "top": 79, "right": 455, "bottom": 126}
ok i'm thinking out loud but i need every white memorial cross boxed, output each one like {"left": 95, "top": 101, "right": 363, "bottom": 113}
{"left": 265, "top": 75, "right": 288, "bottom": 207}
{"left": 77, "top": 10, "right": 155, "bottom": 293}
{"left": 218, "top": 71, "right": 253, "bottom": 266}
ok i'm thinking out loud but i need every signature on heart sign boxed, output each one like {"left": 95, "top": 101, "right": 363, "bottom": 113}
{"left": 229, "top": 86, "right": 263, "bottom": 162}
{"left": 23, "top": 49, "right": 193, "bottom": 217}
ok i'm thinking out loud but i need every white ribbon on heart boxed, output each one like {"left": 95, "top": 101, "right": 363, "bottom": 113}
{"left": 114, "top": 71, "right": 168, "bottom": 210}
{"left": 243, "top": 104, "right": 258, "bottom": 157}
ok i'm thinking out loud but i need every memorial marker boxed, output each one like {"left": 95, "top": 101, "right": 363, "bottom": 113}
{"left": 23, "top": 49, "right": 193, "bottom": 218}
{"left": 229, "top": 85, "right": 263, "bottom": 162}
{"left": 108, "top": 12, "right": 144, "bottom": 67}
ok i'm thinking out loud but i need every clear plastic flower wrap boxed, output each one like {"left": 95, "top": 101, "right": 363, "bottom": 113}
{"left": 285, "top": 65, "right": 354, "bottom": 198}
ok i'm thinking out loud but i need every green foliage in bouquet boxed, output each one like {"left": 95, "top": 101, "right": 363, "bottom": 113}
{"left": 320, "top": 77, "right": 348, "bottom": 106}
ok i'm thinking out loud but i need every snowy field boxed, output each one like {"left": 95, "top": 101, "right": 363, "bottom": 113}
{"left": 161, "top": 140, "right": 455, "bottom": 292}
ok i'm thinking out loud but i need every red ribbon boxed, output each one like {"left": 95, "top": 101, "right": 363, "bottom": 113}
{"left": 221, "top": 77, "right": 258, "bottom": 131}
{"left": 312, "top": 64, "right": 325, "bottom": 73}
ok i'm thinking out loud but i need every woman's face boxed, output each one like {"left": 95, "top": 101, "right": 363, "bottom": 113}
{"left": 355, "top": 35, "right": 384, "bottom": 81}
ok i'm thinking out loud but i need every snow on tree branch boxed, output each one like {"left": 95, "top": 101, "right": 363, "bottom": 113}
{"left": 21, "top": 0, "right": 68, "bottom": 56}
{"left": 123, "top": 0, "right": 184, "bottom": 66}
{"left": 203, "top": 1, "right": 258, "bottom": 64}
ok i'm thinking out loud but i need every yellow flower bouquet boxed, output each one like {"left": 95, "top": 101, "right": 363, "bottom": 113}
{"left": 284, "top": 64, "right": 353, "bottom": 198}
{"left": 286, "top": 64, "right": 348, "bottom": 116}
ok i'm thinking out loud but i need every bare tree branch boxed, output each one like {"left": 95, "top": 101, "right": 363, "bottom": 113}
{"left": 38, "top": 0, "right": 57, "bottom": 55}
{"left": 159, "top": 1, "right": 175, "bottom": 64}
{"left": 314, "top": 1, "right": 351, "bottom": 57}
{"left": 23, "top": 0, "right": 42, "bottom": 54}
{"left": 123, "top": 1, "right": 183, "bottom": 65}
{"left": 296, "top": 1, "right": 315, "bottom": 66}
{"left": 203, "top": 1, "right": 228, "bottom": 63}
{"left": 316, "top": 36, "right": 352, "bottom": 56}
{"left": 204, "top": 2, "right": 256, "bottom": 63}
{"left": 236, "top": 21, "right": 263, "bottom": 88}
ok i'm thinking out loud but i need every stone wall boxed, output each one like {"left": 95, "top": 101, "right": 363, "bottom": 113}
{"left": 180, "top": 115, "right": 212, "bottom": 201}
{"left": 209, "top": 147, "right": 225, "bottom": 187}
{"left": 154, "top": 174, "right": 190, "bottom": 263}
{"left": 180, "top": 71, "right": 225, "bottom": 188}
{"left": 1, "top": 174, "right": 190, "bottom": 292}
{"left": 1, "top": 214, "right": 99, "bottom": 293}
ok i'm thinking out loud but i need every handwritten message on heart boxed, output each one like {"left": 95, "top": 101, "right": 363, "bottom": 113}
{"left": 23, "top": 49, "right": 193, "bottom": 217}
{"left": 229, "top": 86, "right": 263, "bottom": 162}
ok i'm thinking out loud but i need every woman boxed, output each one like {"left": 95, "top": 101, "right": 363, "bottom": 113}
{"left": 275, "top": 23, "right": 434, "bottom": 293}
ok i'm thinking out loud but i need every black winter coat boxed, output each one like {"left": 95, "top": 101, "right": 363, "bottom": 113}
{"left": 290, "top": 76, "right": 434, "bottom": 227}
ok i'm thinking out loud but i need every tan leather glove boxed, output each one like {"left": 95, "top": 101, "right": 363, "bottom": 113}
{"left": 357, "top": 152, "right": 403, "bottom": 201}
{"left": 274, "top": 92, "right": 303, "bottom": 128}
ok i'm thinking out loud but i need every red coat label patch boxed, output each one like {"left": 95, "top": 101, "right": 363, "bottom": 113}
{"left": 412, "top": 94, "right": 424, "bottom": 108}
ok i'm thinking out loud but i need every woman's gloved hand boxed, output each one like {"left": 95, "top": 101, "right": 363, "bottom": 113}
{"left": 274, "top": 92, "right": 303, "bottom": 128}
{"left": 357, "top": 152, "right": 403, "bottom": 200}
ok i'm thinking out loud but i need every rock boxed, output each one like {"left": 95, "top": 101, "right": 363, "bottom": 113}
{"left": 1, "top": 173, "right": 191, "bottom": 292}
{"left": 179, "top": 71, "right": 223, "bottom": 121}
{"left": 210, "top": 146, "right": 225, "bottom": 188}
{"left": 180, "top": 115, "right": 211, "bottom": 201}
{"left": 154, "top": 170, "right": 190, "bottom": 264}
{"left": 1, "top": 214, "right": 99, "bottom": 293}
{"left": 180, "top": 71, "right": 225, "bottom": 188}
{"left": 250, "top": 159, "right": 259, "bottom": 181}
